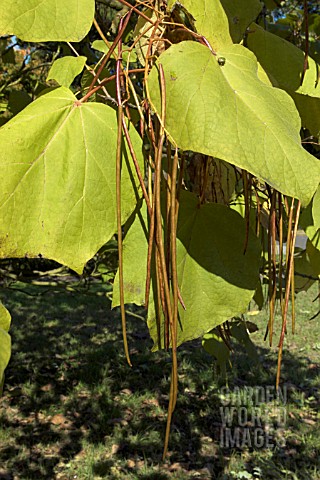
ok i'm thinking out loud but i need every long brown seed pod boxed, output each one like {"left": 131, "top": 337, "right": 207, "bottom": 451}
{"left": 276, "top": 200, "right": 301, "bottom": 389}
{"left": 116, "top": 16, "right": 132, "bottom": 367}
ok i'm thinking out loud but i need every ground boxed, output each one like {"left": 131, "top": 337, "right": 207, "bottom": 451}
{"left": 0, "top": 278, "right": 319, "bottom": 479}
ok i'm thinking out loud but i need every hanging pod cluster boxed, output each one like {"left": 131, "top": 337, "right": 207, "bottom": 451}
{"left": 0, "top": 0, "right": 320, "bottom": 455}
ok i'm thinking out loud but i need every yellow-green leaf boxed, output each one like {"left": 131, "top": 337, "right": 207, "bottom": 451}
{"left": 168, "top": 0, "right": 232, "bottom": 50}
{"left": 292, "top": 92, "right": 320, "bottom": 142}
{"left": 0, "top": 0, "right": 94, "bottom": 42}
{"left": 220, "top": 0, "right": 263, "bottom": 43}
{"left": 0, "top": 302, "right": 11, "bottom": 333}
{"left": 0, "top": 87, "right": 143, "bottom": 273}
{"left": 113, "top": 192, "right": 261, "bottom": 349}
{"left": 295, "top": 240, "right": 320, "bottom": 291}
{"left": 147, "top": 41, "right": 320, "bottom": 205}
{"left": 312, "top": 186, "right": 320, "bottom": 231}
{"left": 47, "top": 56, "right": 87, "bottom": 88}
{"left": 0, "top": 302, "right": 11, "bottom": 393}
{"left": 300, "top": 196, "right": 320, "bottom": 252}
{"left": 247, "top": 23, "right": 320, "bottom": 98}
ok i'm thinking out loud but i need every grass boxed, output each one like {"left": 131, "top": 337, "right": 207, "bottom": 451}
{"left": 0, "top": 278, "right": 319, "bottom": 479}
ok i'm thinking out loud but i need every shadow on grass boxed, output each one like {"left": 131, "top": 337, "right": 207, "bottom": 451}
{"left": 0, "top": 283, "right": 319, "bottom": 479}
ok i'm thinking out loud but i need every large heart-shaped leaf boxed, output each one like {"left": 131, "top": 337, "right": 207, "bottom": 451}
{"left": 168, "top": 0, "right": 232, "bottom": 50}
{"left": 147, "top": 41, "right": 320, "bottom": 205}
{"left": 220, "top": 0, "right": 262, "bottom": 43}
{"left": 113, "top": 191, "right": 261, "bottom": 349}
{"left": 247, "top": 24, "right": 320, "bottom": 98}
{"left": 0, "top": 0, "right": 94, "bottom": 42}
{"left": 0, "top": 87, "right": 143, "bottom": 273}
{"left": 47, "top": 56, "right": 87, "bottom": 88}
{"left": 0, "top": 302, "right": 11, "bottom": 393}
{"left": 291, "top": 93, "right": 320, "bottom": 142}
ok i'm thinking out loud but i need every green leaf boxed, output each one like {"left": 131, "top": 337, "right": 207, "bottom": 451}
{"left": 112, "top": 202, "right": 149, "bottom": 308}
{"left": 229, "top": 320, "right": 259, "bottom": 361}
{"left": 81, "top": 67, "right": 112, "bottom": 103}
{"left": 229, "top": 194, "right": 258, "bottom": 226}
{"left": 8, "top": 90, "right": 32, "bottom": 116}
{"left": 295, "top": 240, "right": 320, "bottom": 291}
{"left": 91, "top": 40, "right": 137, "bottom": 64}
{"left": 0, "top": 87, "right": 143, "bottom": 273}
{"left": 306, "top": 239, "right": 320, "bottom": 275}
{"left": 147, "top": 41, "right": 320, "bottom": 205}
{"left": 47, "top": 56, "right": 87, "bottom": 88}
{"left": 0, "top": 302, "right": 11, "bottom": 333}
{"left": 291, "top": 93, "right": 320, "bottom": 142}
{"left": 202, "top": 330, "right": 230, "bottom": 377}
{"left": 257, "top": 62, "right": 273, "bottom": 86}
{"left": 247, "top": 23, "right": 320, "bottom": 98}
{"left": 303, "top": 13, "right": 320, "bottom": 37}
{"left": 300, "top": 198, "right": 320, "bottom": 251}
{"left": 220, "top": 0, "right": 262, "bottom": 43}
{"left": 309, "top": 38, "right": 320, "bottom": 65}
{"left": 0, "top": 0, "right": 94, "bottom": 42}
{"left": 263, "top": 0, "right": 278, "bottom": 9}
{"left": 168, "top": 0, "right": 232, "bottom": 50}
{"left": 312, "top": 186, "right": 320, "bottom": 232}
{"left": 172, "top": 192, "right": 261, "bottom": 345}
{"left": 113, "top": 191, "right": 261, "bottom": 349}
{"left": 92, "top": 40, "right": 109, "bottom": 55}
{"left": 204, "top": 320, "right": 259, "bottom": 367}
{"left": 267, "top": 22, "right": 292, "bottom": 41}
{"left": 0, "top": 302, "right": 11, "bottom": 394}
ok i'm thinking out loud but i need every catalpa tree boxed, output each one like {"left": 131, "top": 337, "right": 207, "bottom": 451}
{"left": 0, "top": 0, "right": 319, "bottom": 455}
